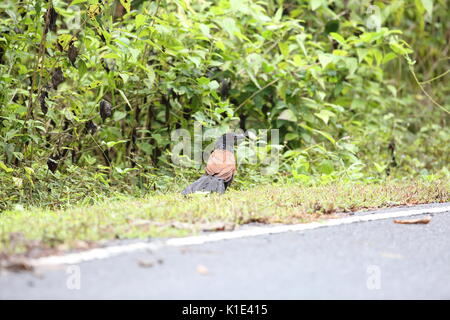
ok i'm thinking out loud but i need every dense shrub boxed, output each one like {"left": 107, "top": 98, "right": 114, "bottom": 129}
{"left": 0, "top": 0, "right": 448, "bottom": 209}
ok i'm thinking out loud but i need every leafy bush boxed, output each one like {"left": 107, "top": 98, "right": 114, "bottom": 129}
{"left": 0, "top": 0, "right": 448, "bottom": 209}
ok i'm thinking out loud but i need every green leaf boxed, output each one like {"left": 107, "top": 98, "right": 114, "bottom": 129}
{"left": 137, "top": 142, "right": 153, "bottom": 154}
{"left": 278, "top": 42, "right": 290, "bottom": 58}
{"left": 318, "top": 53, "right": 335, "bottom": 68}
{"left": 220, "top": 17, "right": 239, "bottom": 38}
{"left": 88, "top": 80, "right": 103, "bottom": 89}
{"left": 69, "top": 0, "right": 87, "bottom": 6}
{"left": 208, "top": 80, "right": 220, "bottom": 91}
{"left": 0, "top": 161, "right": 14, "bottom": 173}
{"left": 119, "top": 73, "right": 129, "bottom": 83}
{"left": 340, "top": 143, "right": 358, "bottom": 154}
{"left": 344, "top": 57, "right": 358, "bottom": 75}
{"left": 113, "top": 111, "right": 127, "bottom": 121}
{"left": 135, "top": 14, "right": 146, "bottom": 28}
{"left": 318, "top": 160, "right": 334, "bottom": 174}
{"left": 310, "top": 0, "right": 324, "bottom": 11}
{"left": 187, "top": 56, "right": 201, "bottom": 68}
{"left": 274, "top": 7, "right": 283, "bottom": 22}
{"left": 285, "top": 133, "right": 299, "bottom": 141}
{"left": 78, "top": 60, "right": 87, "bottom": 78}
{"left": 292, "top": 55, "right": 302, "bottom": 66}
{"left": 382, "top": 52, "right": 398, "bottom": 64}
{"left": 325, "top": 20, "right": 340, "bottom": 34}
{"left": 24, "top": 167, "right": 35, "bottom": 175}
{"left": 389, "top": 42, "right": 413, "bottom": 55}
{"left": 421, "top": 0, "right": 433, "bottom": 19}
{"left": 370, "top": 48, "right": 383, "bottom": 66}
{"left": 374, "top": 162, "right": 387, "bottom": 173}
{"left": 215, "top": 40, "right": 226, "bottom": 51}
{"left": 197, "top": 77, "right": 210, "bottom": 85}
{"left": 356, "top": 48, "right": 369, "bottom": 63}
{"left": 329, "top": 32, "right": 345, "bottom": 45}
{"left": 199, "top": 24, "right": 210, "bottom": 38}
{"left": 246, "top": 53, "right": 263, "bottom": 74}
{"left": 117, "top": 89, "right": 132, "bottom": 108}
{"left": 314, "top": 110, "right": 335, "bottom": 124}
{"left": 301, "top": 124, "right": 336, "bottom": 144}
{"left": 314, "top": 130, "right": 335, "bottom": 144}
{"left": 278, "top": 109, "right": 297, "bottom": 122}
{"left": 105, "top": 140, "right": 128, "bottom": 148}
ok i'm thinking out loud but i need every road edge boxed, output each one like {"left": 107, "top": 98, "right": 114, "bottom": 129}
{"left": 30, "top": 203, "right": 450, "bottom": 267}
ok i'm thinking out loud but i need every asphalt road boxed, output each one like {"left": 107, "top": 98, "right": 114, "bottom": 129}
{"left": 1, "top": 203, "right": 450, "bottom": 299}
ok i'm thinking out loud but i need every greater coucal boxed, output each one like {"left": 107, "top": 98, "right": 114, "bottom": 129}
{"left": 181, "top": 133, "right": 245, "bottom": 194}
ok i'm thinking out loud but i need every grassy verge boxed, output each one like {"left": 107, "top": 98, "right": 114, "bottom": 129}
{"left": 1, "top": 179, "right": 449, "bottom": 259}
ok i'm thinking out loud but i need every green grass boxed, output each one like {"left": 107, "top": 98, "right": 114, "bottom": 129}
{"left": 0, "top": 179, "right": 449, "bottom": 259}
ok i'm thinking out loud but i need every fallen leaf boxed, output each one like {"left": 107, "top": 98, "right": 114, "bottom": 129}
{"left": 379, "top": 252, "right": 404, "bottom": 259}
{"left": 1, "top": 259, "right": 34, "bottom": 273}
{"left": 74, "top": 240, "right": 90, "bottom": 250}
{"left": 137, "top": 258, "right": 163, "bottom": 268}
{"left": 201, "top": 222, "right": 235, "bottom": 232}
{"left": 393, "top": 216, "right": 432, "bottom": 225}
{"left": 137, "top": 259, "right": 154, "bottom": 268}
{"left": 196, "top": 264, "right": 209, "bottom": 275}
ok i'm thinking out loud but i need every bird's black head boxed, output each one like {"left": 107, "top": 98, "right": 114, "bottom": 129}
{"left": 215, "top": 133, "right": 245, "bottom": 151}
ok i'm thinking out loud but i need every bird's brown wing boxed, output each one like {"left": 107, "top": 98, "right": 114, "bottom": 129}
{"left": 206, "top": 149, "right": 236, "bottom": 182}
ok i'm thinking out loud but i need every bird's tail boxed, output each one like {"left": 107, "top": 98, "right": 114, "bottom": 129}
{"left": 181, "top": 175, "right": 226, "bottom": 195}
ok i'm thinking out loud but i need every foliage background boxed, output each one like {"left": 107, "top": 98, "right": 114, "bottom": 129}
{"left": 0, "top": 0, "right": 449, "bottom": 210}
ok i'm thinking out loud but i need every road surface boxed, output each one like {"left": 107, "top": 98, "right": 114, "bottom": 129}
{"left": 1, "top": 203, "right": 449, "bottom": 299}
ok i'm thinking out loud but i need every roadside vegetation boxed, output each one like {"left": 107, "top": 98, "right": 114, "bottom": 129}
{"left": 1, "top": 178, "right": 448, "bottom": 258}
{"left": 0, "top": 1, "right": 449, "bottom": 258}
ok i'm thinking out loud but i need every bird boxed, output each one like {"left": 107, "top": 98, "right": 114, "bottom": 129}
{"left": 181, "top": 133, "right": 245, "bottom": 195}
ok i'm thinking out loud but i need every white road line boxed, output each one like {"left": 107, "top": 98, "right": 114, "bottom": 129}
{"left": 30, "top": 204, "right": 450, "bottom": 267}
